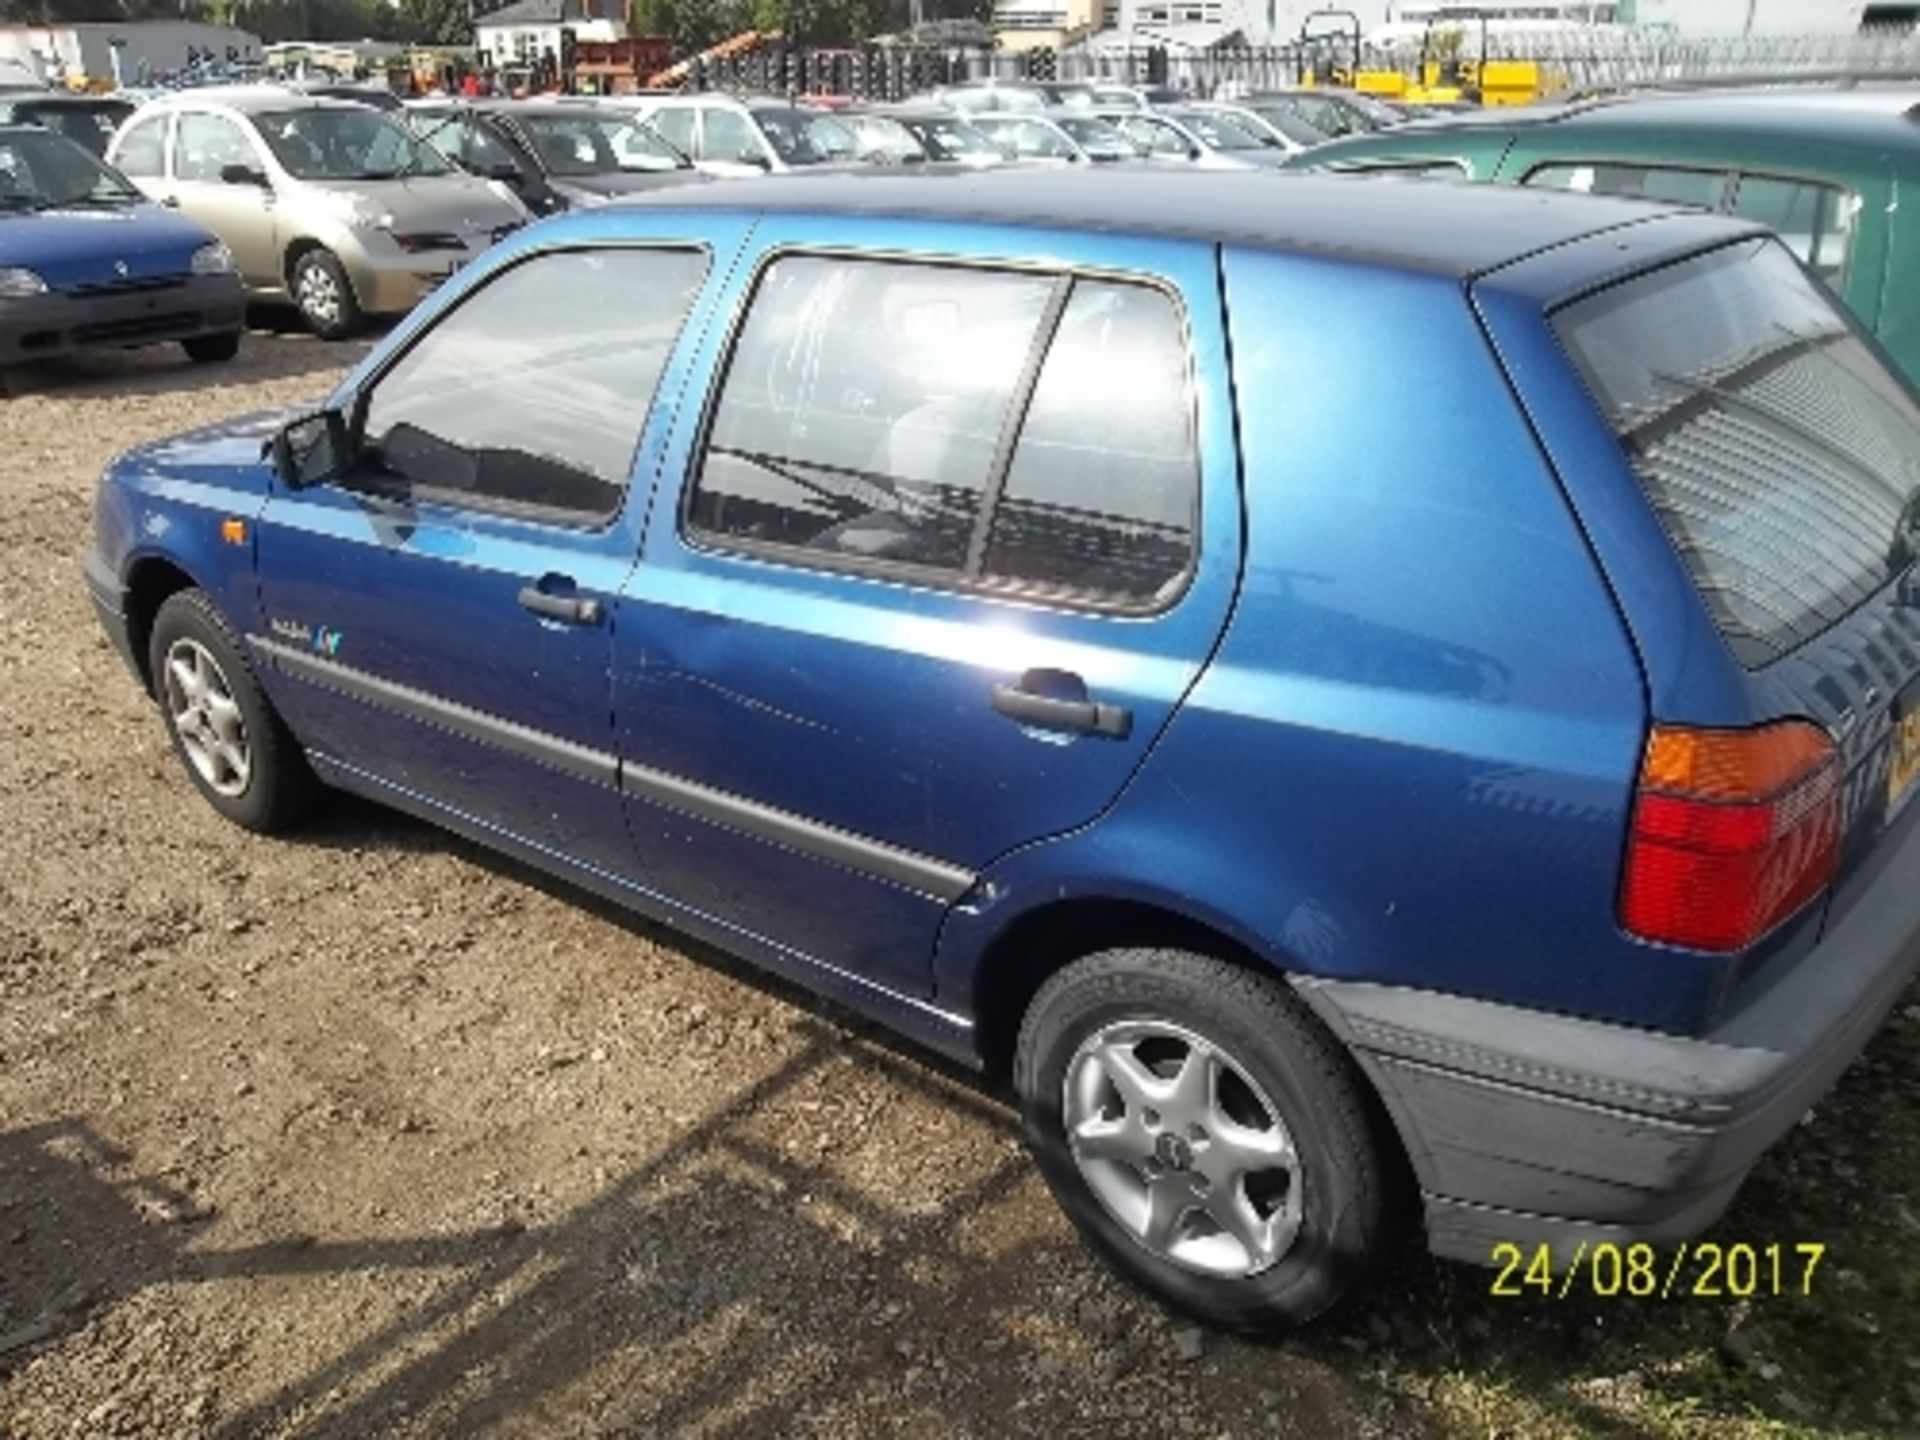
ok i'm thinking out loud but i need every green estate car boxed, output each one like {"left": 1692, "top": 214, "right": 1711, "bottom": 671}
{"left": 1288, "top": 88, "right": 1920, "bottom": 382}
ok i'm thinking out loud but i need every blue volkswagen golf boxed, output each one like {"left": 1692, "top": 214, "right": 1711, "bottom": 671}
{"left": 0, "top": 122, "right": 243, "bottom": 371}
{"left": 83, "top": 170, "right": 1920, "bottom": 1329}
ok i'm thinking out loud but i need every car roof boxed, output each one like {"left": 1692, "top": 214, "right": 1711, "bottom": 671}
{"left": 0, "top": 93, "right": 128, "bottom": 107}
{"left": 1390, "top": 86, "right": 1920, "bottom": 148}
{"left": 137, "top": 85, "right": 369, "bottom": 115}
{"left": 614, "top": 166, "right": 1709, "bottom": 278}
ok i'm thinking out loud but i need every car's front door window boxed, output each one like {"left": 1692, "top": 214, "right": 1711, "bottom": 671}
{"left": 112, "top": 113, "right": 168, "bottom": 178}
{"left": 173, "top": 113, "right": 258, "bottom": 182}
{"left": 699, "top": 107, "right": 760, "bottom": 165}
{"left": 356, "top": 246, "right": 709, "bottom": 525}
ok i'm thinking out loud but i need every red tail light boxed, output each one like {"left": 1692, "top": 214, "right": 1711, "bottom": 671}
{"left": 1620, "top": 721, "right": 1842, "bottom": 953}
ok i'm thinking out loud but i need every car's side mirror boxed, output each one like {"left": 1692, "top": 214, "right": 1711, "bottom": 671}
{"left": 220, "top": 162, "right": 270, "bottom": 188}
{"left": 269, "top": 410, "right": 349, "bottom": 489}
{"left": 487, "top": 161, "right": 522, "bottom": 182}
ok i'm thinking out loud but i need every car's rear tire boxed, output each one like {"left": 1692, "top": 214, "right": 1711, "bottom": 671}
{"left": 290, "top": 248, "right": 362, "bottom": 339}
{"left": 181, "top": 332, "right": 241, "bottom": 364}
{"left": 1015, "top": 947, "right": 1402, "bottom": 1331}
{"left": 147, "top": 588, "right": 318, "bottom": 833}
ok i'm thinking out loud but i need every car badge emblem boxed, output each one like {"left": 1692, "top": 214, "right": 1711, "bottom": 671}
{"left": 113, "top": 260, "right": 129, "bottom": 277}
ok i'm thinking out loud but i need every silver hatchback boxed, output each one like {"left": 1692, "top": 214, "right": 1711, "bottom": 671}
{"left": 108, "top": 89, "right": 528, "bottom": 337}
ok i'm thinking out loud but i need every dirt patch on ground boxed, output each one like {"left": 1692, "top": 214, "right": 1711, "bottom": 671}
{"left": 1, "top": 333, "right": 1916, "bottom": 1439}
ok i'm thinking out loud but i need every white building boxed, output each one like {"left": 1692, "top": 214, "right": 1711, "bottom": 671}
{"left": 475, "top": 0, "right": 626, "bottom": 72}
{"left": 0, "top": 21, "right": 261, "bottom": 86}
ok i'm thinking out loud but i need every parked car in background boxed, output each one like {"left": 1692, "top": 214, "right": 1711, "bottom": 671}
{"left": 107, "top": 89, "right": 526, "bottom": 338}
{"left": 971, "top": 112, "right": 1133, "bottom": 164}
{"left": 1287, "top": 87, "right": 1920, "bottom": 382}
{"left": 833, "top": 109, "right": 930, "bottom": 164}
{"left": 0, "top": 93, "right": 134, "bottom": 157}
{"left": 915, "top": 79, "right": 1053, "bottom": 113}
{"left": 86, "top": 168, "right": 1920, "bottom": 1332}
{"left": 1101, "top": 107, "right": 1283, "bottom": 169}
{"left": 0, "top": 123, "right": 243, "bottom": 370}
{"left": 857, "top": 106, "right": 1006, "bottom": 166}
{"left": 279, "top": 81, "right": 407, "bottom": 114}
{"left": 1239, "top": 87, "right": 1401, "bottom": 137}
{"left": 1186, "top": 100, "right": 1323, "bottom": 153}
{"left": 617, "top": 94, "right": 859, "bottom": 175}
{"left": 410, "top": 100, "right": 703, "bottom": 215}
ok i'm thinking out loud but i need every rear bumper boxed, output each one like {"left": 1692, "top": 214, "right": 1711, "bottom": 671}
{"left": 1296, "top": 803, "right": 1920, "bottom": 1266}
{"left": 0, "top": 275, "right": 243, "bottom": 362}
{"left": 82, "top": 548, "right": 141, "bottom": 686}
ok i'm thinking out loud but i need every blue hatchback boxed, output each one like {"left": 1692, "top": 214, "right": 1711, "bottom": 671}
{"left": 83, "top": 169, "right": 1920, "bottom": 1329}
{"left": 0, "top": 123, "right": 243, "bottom": 369}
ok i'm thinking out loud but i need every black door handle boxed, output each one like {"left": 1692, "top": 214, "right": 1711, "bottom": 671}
{"left": 517, "top": 584, "right": 602, "bottom": 625}
{"left": 992, "top": 671, "right": 1132, "bottom": 739}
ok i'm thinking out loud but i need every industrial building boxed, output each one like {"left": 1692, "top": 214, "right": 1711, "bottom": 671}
{"left": 0, "top": 21, "right": 261, "bottom": 87}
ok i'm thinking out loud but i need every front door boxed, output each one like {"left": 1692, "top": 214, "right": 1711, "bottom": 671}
{"left": 614, "top": 220, "right": 1242, "bottom": 997}
{"left": 251, "top": 238, "right": 724, "bottom": 875}
{"left": 167, "top": 110, "right": 281, "bottom": 288}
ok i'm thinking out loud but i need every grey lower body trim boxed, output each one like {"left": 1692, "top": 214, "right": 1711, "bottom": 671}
{"left": 309, "top": 751, "right": 980, "bottom": 1065}
{"left": 619, "top": 758, "right": 975, "bottom": 901}
{"left": 253, "top": 635, "right": 618, "bottom": 790}
{"left": 250, "top": 635, "right": 977, "bottom": 902}
{"left": 83, "top": 549, "right": 140, "bottom": 684}
{"left": 1295, "top": 802, "right": 1920, "bottom": 1266}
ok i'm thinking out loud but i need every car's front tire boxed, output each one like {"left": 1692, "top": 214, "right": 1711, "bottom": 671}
{"left": 148, "top": 588, "right": 318, "bottom": 833}
{"left": 1016, "top": 947, "right": 1402, "bottom": 1331}
{"left": 289, "top": 248, "right": 363, "bottom": 340}
{"left": 181, "top": 332, "right": 242, "bottom": 364}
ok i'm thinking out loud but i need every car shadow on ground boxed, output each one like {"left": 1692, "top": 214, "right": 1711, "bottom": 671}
{"left": 242, "top": 793, "right": 1920, "bottom": 1435}
{"left": 8, "top": 795, "right": 1912, "bottom": 1436}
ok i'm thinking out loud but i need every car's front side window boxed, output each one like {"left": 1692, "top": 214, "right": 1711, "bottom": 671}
{"left": 173, "top": 113, "right": 257, "bottom": 183}
{"left": 646, "top": 106, "right": 696, "bottom": 156}
{"left": 1730, "top": 174, "right": 1856, "bottom": 287}
{"left": 699, "top": 107, "right": 759, "bottom": 164}
{"left": 113, "top": 113, "right": 168, "bottom": 177}
{"left": 355, "top": 247, "right": 709, "bottom": 524}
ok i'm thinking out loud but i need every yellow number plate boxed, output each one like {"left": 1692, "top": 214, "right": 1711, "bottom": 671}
{"left": 1890, "top": 706, "right": 1920, "bottom": 817}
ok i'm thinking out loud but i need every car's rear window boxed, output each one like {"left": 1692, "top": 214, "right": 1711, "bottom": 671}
{"left": 1554, "top": 237, "right": 1920, "bottom": 667}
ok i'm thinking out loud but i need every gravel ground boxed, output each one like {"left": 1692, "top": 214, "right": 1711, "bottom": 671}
{"left": 2, "top": 331, "right": 1917, "bottom": 1440}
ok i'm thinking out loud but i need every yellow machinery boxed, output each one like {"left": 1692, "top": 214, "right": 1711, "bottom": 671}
{"left": 1296, "top": 7, "right": 1554, "bottom": 107}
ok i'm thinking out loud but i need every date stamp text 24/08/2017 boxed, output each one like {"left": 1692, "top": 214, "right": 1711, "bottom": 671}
{"left": 1490, "top": 1242, "right": 1826, "bottom": 1300}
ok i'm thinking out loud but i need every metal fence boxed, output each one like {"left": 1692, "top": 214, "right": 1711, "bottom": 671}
{"left": 678, "top": 31, "right": 1920, "bottom": 103}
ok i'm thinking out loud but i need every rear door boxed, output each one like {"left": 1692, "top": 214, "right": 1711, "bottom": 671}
{"left": 612, "top": 222, "right": 1241, "bottom": 997}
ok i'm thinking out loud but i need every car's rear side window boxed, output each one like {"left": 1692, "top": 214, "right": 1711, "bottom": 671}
{"left": 687, "top": 255, "right": 1200, "bottom": 609}
{"left": 1556, "top": 238, "right": 1920, "bottom": 667}
{"left": 1525, "top": 161, "right": 1729, "bottom": 209}
{"left": 1525, "top": 163, "right": 1858, "bottom": 288}
{"left": 984, "top": 281, "right": 1195, "bottom": 604}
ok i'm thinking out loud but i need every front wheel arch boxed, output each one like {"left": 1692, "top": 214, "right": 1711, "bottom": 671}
{"left": 123, "top": 554, "right": 200, "bottom": 697}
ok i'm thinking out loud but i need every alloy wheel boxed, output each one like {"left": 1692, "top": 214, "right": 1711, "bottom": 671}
{"left": 1063, "top": 1018, "right": 1303, "bottom": 1277}
{"left": 162, "top": 637, "right": 251, "bottom": 797}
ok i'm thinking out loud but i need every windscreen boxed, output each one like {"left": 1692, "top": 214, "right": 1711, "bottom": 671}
{"left": 1555, "top": 238, "right": 1920, "bottom": 667}
{"left": 0, "top": 127, "right": 142, "bottom": 207}
{"left": 255, "top": 107, "right": 451, "bottom": 180}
